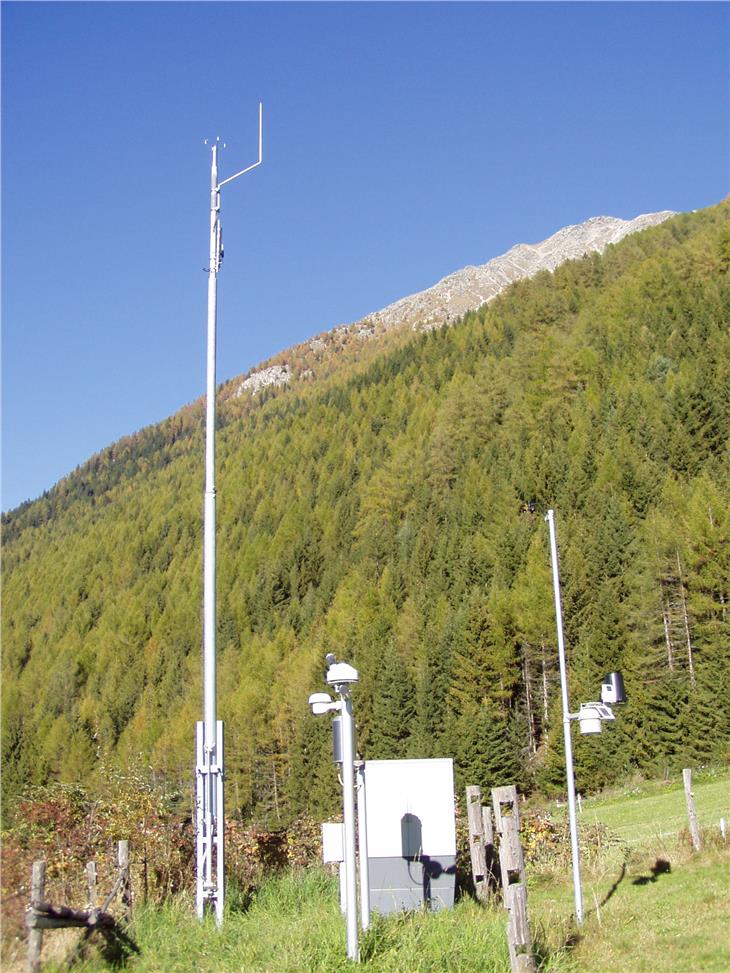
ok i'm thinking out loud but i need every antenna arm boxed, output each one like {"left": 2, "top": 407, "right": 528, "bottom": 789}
{"left": 217, "top": 157, "right": 262, "bottom": 189}
{"left": 216, "top": 102, "right": 263, "bottom": 190}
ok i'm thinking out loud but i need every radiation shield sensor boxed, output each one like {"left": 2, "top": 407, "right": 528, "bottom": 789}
{"left": 326, "top": 661, "right": 360, "bottom": 687}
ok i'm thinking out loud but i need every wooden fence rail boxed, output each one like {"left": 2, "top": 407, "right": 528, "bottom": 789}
{"left": 26, "top": 840, "right": 135, "bottom": 972}
{"left": 27, "top": 902, "right": 119, "bottom": 932}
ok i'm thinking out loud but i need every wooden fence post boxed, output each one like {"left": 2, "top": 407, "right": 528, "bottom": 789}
{"left": 482, "top": 802, "right": 496, "bottom": 892}
{"left": 118, "top": 840, "right": 132, "bottom": 921}
{"left": 86, "top": 862, "right": 97, "bottom": 909}
{"left": 682, "top": 768, "right": 702, "bottom": 851}
{"left": 466, "top": 786, "right": 490, "bottom": 903}
{"left": 492, "top": 786, "right": 537, "bottom": 973}
{"left": 27, "top": 861, "right": 46, "bottom": 973}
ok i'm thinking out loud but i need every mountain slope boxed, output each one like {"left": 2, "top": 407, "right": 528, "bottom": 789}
{"left": 2, "top": 201, "right": 729, "bottom": 824}
{"left": 1, "top": 209, "right": 675, "bottom": 527}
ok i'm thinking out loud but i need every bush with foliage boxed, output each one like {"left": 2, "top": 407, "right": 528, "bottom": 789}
{"left": 1, "top": 774, "right": 324, "bottom": 945}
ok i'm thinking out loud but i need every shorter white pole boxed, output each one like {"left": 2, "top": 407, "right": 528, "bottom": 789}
{"left": 340, "top": 692, "right": 358, "bottom": 961}
{"left": 356, "top": 761, "right": 371, "bottom": 931}
{"left": 546, "top": 509, "right": 583, "bottom": 925}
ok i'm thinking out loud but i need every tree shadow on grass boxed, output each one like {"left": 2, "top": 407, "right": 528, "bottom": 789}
{"left": 632, "top": 858, "right": 671, "bottom": 886}
{"left": 69, "top": 923, "right": 141, "bottom": 969}
{"left": 96, "top": 925, "right": 142, "bottom": 968}
{"left": 534, "top": 862, "right": 628, "bottom": 960}
{"left": 596, "top": 862, "right": 627, "bottom": 909}
{"left": 532, "top": 929, "right": 582, "bottom": 968}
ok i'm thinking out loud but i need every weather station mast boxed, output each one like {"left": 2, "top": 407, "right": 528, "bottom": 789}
{"left": 196, "top": 105, "right": 263, "bottom": 925}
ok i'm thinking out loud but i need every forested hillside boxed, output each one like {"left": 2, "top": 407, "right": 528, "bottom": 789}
{"left": 3, "top": 201, "right": 729, "bottom": 825}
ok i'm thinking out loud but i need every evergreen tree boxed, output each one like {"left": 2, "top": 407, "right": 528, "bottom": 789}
{"left": 368, "top": 644, "right": 417, "bottom": 759}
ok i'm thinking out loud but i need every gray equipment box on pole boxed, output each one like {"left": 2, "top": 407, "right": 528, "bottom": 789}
{"left": 364, "top": 758, "right": 456, "bottom": 915}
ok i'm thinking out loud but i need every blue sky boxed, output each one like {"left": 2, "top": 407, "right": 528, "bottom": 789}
{"left": 2, "top": 1, "right": 728, "bottom": 511}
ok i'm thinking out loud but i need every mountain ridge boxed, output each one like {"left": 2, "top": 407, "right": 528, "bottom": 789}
{"left": 236, "top": 210, "right": 674, "bottom": 396}
{"left": 0, "top": 208, "right": 677, "bottom": 515}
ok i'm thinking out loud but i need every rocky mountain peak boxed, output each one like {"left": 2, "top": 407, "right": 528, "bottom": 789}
{"left": 363, "top": 210, "right": 674, "bottom": 334}
{"left": 235, "top": 209, "right": 674, "bottom": 395}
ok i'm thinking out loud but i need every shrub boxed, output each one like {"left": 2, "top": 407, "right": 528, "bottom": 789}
{"left": 1, "top": 775, "right": 325, "bottom": 945}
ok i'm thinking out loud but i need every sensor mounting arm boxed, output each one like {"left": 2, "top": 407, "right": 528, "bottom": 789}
{"left": 217, "top": 103, "right": 263, "bottom": 189}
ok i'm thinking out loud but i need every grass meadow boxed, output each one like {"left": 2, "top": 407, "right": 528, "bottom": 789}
{"left": 8, "top": 770, "right": 729, "bottom": 973}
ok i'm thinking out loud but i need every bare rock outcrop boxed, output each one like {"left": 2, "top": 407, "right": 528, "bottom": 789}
{"left": 236, "top": 363, "right": 290, "bottom": 397}
{"left": 365, "top": 211, "right": 675, "bottom": 334}
{"left": 235, "top": 210, "right": 674, "bottom": 394}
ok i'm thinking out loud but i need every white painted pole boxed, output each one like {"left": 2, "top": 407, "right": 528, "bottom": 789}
{"left": 204, "top": 146, "right": 219, "bottom": 860}
{"left": 356, "top": 761, "right": 371, "bottom": 932}
{"left": 204, "top": 144, "right": 219, "bottom": 754}
{"left": 546, "top": 509, "right": 583, "bottom": 925}
{"left": 196, "top": 105, "right": 263, "bottom": 925}
{"left": 215, "top": 719, "right": 225, "bottom": 926}
{"left": 340, "top": 692, "right": 359, "bottom": 961}
{"left": 197, "top": 139, "right": 224, "bottom": 923}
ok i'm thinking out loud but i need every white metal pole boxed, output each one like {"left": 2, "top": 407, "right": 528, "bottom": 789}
{"left": 546, "top": 509, "right": 583, "bottom": 925}
{"left": 197, "top": 140, "right": 224, "bottom": 923}
{"left": 196, "top": 106, "right": 263, "bottom": 925}
{"left": 204, "top": 144, "right": 219, "bottom": 773}
{"left": 340, "top": 692, "right": 359, "bottom": 961}
{"left": 204, "top": 144, "right": 219, "bottom": 746}
{"left": 215, "top": 719, "right": 225, "bottom": 926}
{"left": 356, "top": 761, "right": 371, "bottom": 932}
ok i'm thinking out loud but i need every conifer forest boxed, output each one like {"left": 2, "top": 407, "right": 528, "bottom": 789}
{"left": 3, "top": 200, "right": 729, "bottom": 826}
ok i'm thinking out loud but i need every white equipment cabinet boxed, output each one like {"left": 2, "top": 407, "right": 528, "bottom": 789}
{"left": 363, "top": 758, "right": 456, "bottom": 915}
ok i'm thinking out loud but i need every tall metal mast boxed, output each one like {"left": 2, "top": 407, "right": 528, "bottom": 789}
{"left": 545, "top": 508, "right": 583, "bottom": 925}
{"left": 196, "top": 105, "right": 263, "bottom": 925}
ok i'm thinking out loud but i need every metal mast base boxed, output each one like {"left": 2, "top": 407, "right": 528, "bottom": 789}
{"left": 195, "top": 720, "right": 225, "bottom": 925}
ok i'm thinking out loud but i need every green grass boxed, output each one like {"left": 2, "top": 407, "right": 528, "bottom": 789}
{"left": 531, "top": 849, "right": 730, "bottom": 973}
{"left": 39, "top": 870, "right": 523, "bottom": 973}
{"left": 528, "top": 769, "right": 730, "bottom": 972}
{"left": 581, "top": 772, "right": 730, "bottom": 846}
{"left": 16, "top": 771, "right": 730, "bottom": 973}
{"left": 34, "top": 847, "right": 728, "bottom": 973}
